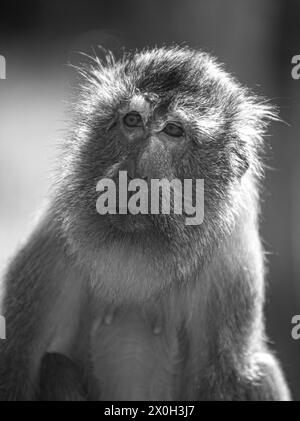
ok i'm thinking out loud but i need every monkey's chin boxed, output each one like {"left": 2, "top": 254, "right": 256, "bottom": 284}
{"left": 108, "top": 213, "right": 153, "bottom": 233}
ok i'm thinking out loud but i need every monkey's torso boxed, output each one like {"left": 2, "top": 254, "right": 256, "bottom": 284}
{"left": 88, "top": 306, "right": 182, "bottom": 400}
{"left": 42, "top": 220, "right": 209, "bottom": 401}
{"left": 0, "top": 214, "right": 290, "bottom": 401}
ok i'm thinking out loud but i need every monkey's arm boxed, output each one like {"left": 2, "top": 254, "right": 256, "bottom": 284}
{"left": 193, "top": 226, "right": 291, "bottom": 402}
{"left": 0, "top": 217, "right": 86, "bottom": 401}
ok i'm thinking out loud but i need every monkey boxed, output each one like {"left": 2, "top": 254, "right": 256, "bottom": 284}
{"left": 0, "top": 46, "right": 291, "bottom": 401}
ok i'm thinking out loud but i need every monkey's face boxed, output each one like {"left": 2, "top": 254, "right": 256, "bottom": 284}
{"left": 56, "top": 47, "right": 272, "bottom": 269}
{"left": 94, "top": 92, "right": 193, "bottom": 233}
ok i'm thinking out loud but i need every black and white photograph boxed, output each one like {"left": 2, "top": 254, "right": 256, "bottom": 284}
{"left": 0, "top": 0, "right": 299, "bottom": 403}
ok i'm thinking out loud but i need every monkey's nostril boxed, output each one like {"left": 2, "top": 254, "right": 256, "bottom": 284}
{"left": 137, "top": 169, "right": 148, "bottom": 180}
{"left": 124, "top": 158, "right": 137, "bottom": 179}
{"left": 123, "top": 157, "right": 148, "bottom": 180}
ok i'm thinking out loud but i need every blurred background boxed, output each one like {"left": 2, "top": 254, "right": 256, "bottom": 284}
{"left": 0, "top": 0, "right": 299, "bottom": 399}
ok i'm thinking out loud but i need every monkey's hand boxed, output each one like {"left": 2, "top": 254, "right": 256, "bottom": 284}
{"left": 38, "top": 353, "right": 87, "bottom": 401}
{"left": 199, "top": 351, "right": 291, "bottom": 401}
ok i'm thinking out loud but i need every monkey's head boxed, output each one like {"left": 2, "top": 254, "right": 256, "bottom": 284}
{"left": 54, "top": 46, "right": 275, "bottom": 297}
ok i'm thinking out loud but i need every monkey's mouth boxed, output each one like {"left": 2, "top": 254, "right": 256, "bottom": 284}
{"left": 95, "top": 172, "right": 204, "bottom": 230}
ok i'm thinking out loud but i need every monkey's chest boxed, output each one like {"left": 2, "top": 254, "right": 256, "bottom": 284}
{"left": 90, "top": 309, "right": 180, "bottom": 401}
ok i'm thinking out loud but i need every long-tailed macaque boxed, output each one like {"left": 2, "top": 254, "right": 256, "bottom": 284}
{"left": 0, "top": 47, "right": 291, "bottom": 400}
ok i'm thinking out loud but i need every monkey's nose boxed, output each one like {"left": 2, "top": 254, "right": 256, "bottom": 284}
{"left": 127, "top": 158, "right": 138, "bottom": 179}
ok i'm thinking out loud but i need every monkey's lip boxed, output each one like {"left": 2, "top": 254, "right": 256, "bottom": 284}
{"left": 115, "top": 207, "right": 131, "bottom": 214}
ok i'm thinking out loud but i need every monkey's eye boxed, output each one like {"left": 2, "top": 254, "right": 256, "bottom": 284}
{"left": 163, "top": 123, "right": 185, "bottom": 138}
{"left": 123, "top": 112, "right": 143, "bottom": 128}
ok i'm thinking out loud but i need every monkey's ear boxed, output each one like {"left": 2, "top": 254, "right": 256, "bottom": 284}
{"left": 234, "top": 98, "right": 279, "bottom": 177}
